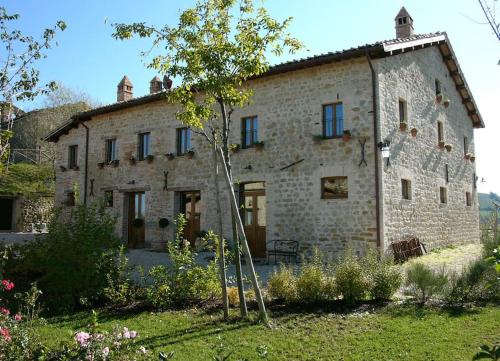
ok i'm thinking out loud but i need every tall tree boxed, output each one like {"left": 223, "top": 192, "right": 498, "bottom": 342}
{"left": 112, "top": 0, "right": 302, "bottom": 323}
{"left": 0, "top": 6, "right": 66, "bottom": 169}
{"left": 478, "top": 0, "right": 500, "bottom": 42}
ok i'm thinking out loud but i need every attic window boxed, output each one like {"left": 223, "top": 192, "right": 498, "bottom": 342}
{"left": 403, "top": 17, "right": 407, "bottom": 24}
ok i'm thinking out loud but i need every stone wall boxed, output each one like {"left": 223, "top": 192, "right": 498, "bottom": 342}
{"left": 376, "top": 46, "right": 480, "bottom": 251}
{"left": 54, "top": 57, "right": 379, "bottom": 258}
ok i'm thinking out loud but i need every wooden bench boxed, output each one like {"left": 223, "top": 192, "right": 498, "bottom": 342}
{"left": 267, "top": 239, "right": 299, "bottom": 264}
{"left": 391, "top": 236, "right": 427, "bottom": 263}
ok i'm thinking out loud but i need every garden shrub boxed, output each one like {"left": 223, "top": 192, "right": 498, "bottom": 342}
{"left": 404, "top": 262, "right": 448, "bottom": 304}
{"left": 146, "top": 215, "right": 221, "bottom": 309}
{"left": 364, "top": 251, "right": 402, "bottom": 300}
{"left": 227, "top": 287, "right": 239, "bottom": 307}
{"left": 446, "top": 258, "right": 492, "bottom": 304}
{"left": 335, "top": 250, "right": 369, "bottom": 305}
{"left": 3, "top": 202, "right": 121, "bottom": 314}
{"left": 296, "top": 248, "right": 336, "bottom": 303}
{"left": 267, "top": 264, "right": 297, "bottom": 303}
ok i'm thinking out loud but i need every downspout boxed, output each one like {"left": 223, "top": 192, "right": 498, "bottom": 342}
{"left": 81, "top": 121, "right": 89, "bottom": 205}
{"left": 366, "top": 50, "right": 382, "bottom": 250}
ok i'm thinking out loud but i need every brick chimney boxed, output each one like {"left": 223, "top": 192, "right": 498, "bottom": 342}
{"left": 149, "top": 76, "right": 163, "bottom": 94}
{"left": 395, "top": 7, "right": 414, "bottom": 38}
{"left": 117, "top": 76, "right": 133, "bottom": 102}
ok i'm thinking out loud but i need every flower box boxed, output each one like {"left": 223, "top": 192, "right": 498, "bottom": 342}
{"left": 399, "top": 122, "right": 408, "bottom": 131}
{"left": 186, "top": 150, "right": 195, "bottom": 159}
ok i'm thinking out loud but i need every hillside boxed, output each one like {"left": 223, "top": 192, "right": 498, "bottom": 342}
{"left": 478, "top": 192, "right": 500, "bottom": 225}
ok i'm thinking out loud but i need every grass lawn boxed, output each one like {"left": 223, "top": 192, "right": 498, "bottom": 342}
{"left": 37, "top": 304, "right": 499, "bottom": 361}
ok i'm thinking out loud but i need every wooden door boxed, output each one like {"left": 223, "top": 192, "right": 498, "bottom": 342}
{"left": 180, "top": 191, "right": 201, "bottom": 247}
{"left": 241, "top": 183, "right": 266, "bottom": 258}
{"left": 128, "top": 192, "right": 145, "bottom": 248}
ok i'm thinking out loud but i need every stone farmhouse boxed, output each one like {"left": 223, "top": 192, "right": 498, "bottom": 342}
{"left": 45, "top": 8, "right": 484, "bottom": 258}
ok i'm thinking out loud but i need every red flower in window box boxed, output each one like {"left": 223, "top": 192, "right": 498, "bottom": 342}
{"left": 342, "top": 130, "right": 352, "bottom": 142}
{"left": 186, "top": 150, "right": 195, "bottom": 159}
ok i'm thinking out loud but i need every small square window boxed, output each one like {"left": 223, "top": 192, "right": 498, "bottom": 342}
{"left": 466, "top": 192, "right": 472, "bottom": 207}
{"left": 399, "top": 99, "right": 407, "bottom": 125}
{"left": 321, "top": 177, "right": 348, "bottom": 199}
{"left": 439, "top": 187, "right": 447, "bottom": 204}
{"left": 104, "top": 190, "right": 113, "bottom": 207}
{"left": 401, "top": 179, "right": 411, "bottom": 200}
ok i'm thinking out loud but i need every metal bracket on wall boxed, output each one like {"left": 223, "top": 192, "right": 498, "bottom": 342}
{"left": 280, "top": 158, "right": 305, "bottom": 171}
{"left": 89, "top": 179, "right": 95, "bottom": 196}
{"left": 358, "top": 138, "right": 367, "bottom": 168}
{"left": 163, "top": 171, "right": 169, "bottom": 191}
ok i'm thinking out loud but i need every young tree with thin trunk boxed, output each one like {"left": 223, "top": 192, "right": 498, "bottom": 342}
{"left": 112, "top": 0, "right": 302, "bottom": 323}
{"left": 0, "top": 6, "right": 66, "bottom": 170}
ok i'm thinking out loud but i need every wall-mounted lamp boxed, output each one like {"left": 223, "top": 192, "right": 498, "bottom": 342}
{"left": 377, "top": 140, "right": 391, "bottom": 167}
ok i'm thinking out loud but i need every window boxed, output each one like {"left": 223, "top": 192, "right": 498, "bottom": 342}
{"left": 137, "top": 132, "right": 150, "bottom": 160}
{"left": 323, "top": 103, "right": 344, "bottom": 138}
{"left": 66, "top": 191, "right": 75, "bottom": 207}
{"left": 321, "top": 177, "right": 348, "bottom": 199}
{"left": 439, "top": 187, "right": 447, "bottom": 204}
{"left": 445, "top": 164, "right": 449, "bottom": 183}
{"left": 241, "top": 116, "right": 258, "bottom": 148}
{"left": 68, "top": 145, "right": 78, "bottom": 169}
{"left": 466, "top": 192, "right": 472, "bottom": 207}
{"left": 435, "top": 79, "right": 441, "bottom": 95}
{"left": 105, "top": 139, "right": 117, "bottom": 163}
{"left": 104, "top": 190, "right": 113, "bottom": 207}
{"left": 401, "top": 179, "right": 411, "bottom": 200}
{"left": 399, "top": 99, "right": 407, "bottom": 124}
{"left": 473, "top": 172, "right": 477, "bottom": 189}
{"left": 176, "top": 127, "right": 192, "bottom": 155}
{"left": 437, "top": 121, "right": 444, "bottom": 143}
{"left": 463, "top": 136, "right": 469, "bottom": 155}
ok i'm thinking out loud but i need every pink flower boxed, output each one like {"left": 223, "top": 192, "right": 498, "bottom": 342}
{"left": 102, "top": 347, "right": 110, "bottom": 357}
{"left": 139, "top": 346, "right": 147, "bottom": 354}
{"left": 129, "top": 330, "right": 137, "bottom": 339}
{"left": 0, "top": 307, "right": 10, "bottom": 316}
{"left": 14, "top": 314, "right": 21, "bottom": 322}
{"left": 1, "top": 280, "right": 14, "bottom": 291}
{"left": 122, "top": 327, "right": 130, "bottom": 339}
{"left": 75, "top": 331, "right": 91, "bottom": 347}
{"left": 0, "top": 328, "right": 11, "bottom": 342}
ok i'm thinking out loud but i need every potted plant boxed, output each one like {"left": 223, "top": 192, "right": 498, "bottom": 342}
{"left": 165, "top": 152, "right": 175, "bottom": 160}
{"left": 146, "top": 154, "right": 154, "bottom": 163}
{"left": 312, "top": 135, "right": 324, "bottom": 144}
{"left": 445, "top": 144, "right": 452, "bottom": 152}
{"left": 410, "top": 128, "right": 418, "bottom": 137}
{"left": 464, "top": 153, "right": 472, "bottom": 160}
{"left": 438, "top": 141, "right": 445, "bottom": 149}
{"left": 470, "top": 155, "right": 476, "bottom": 162}
{"left": 443, "top": 98, "right": 450, "bottom": 108}
{"left": 110, "top": 159, "right": 119, "bottom": 167}
{"left": 342, "top": 130, "right": 352, "bottom": 142}
{"left": 254, "top": 141, "right": 265, "bottom": 151}
{"left": 436, "top": 92, "right": 443, "bottom": 103}
{"left": 187, "top": 150, "right": 195, "bottom": 159}
{"left": 129, "top": 156, "right": 136, "bottom": 165}
{"left": 132, "top": 218, "right": 144, "bottom": 228}
{"left": 59, "top": 165, "right": 67, "bottom": 172}
{"left": 98, "top": 162, "right": 105, "bottom": 169}
{"left": 230, "top": 143, "right": 241, "bottom": 153}
{"left": 399, "top": 122, "right": 408, "bottom": 131}
{"left": 158, "top": 218, "right": 169, "bottom": 228}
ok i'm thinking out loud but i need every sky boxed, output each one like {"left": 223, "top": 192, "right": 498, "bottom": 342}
{"left": 3, "top": 0, "right": 500, "bottom": 194}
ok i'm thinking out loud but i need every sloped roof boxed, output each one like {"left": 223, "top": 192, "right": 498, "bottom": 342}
{"left": 44, "top": 32, "right": 484, "bottom": 142}
{"left": 395, "top": 7, "right": 413, "bottom": 21}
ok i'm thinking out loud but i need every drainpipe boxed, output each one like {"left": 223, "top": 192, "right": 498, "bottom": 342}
{"left": 366, "top": 51, "right": 382, "bottom": 250}
{"left": 81, "top": 121, "right": 89, "bottom": 205}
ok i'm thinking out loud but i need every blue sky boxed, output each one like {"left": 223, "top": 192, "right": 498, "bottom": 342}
{"left": 3, "top": 0, "right": 500, "bottom": 194}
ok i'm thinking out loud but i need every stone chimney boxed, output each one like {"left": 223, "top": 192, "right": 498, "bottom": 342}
{"left": 395, "top": 7, "right": 414, "bottom": 38}
{"left": 117, "top": 76, "right": 133, "bottom": 102}
{"left": 149, "top": 76, "right": 163, "bottom": 94}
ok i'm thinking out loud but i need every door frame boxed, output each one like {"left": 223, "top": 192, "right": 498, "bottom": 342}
{"left": 127, "top": 191, "right": 146, "bottom": 248}
{"left": 240, "top": 182, "right": 266, "bottom": 258}
{"left": 178, "top": 190, "right": 201, "bottom": 247}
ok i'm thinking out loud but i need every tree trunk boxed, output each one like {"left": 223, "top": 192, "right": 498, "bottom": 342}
{"left": 231, "top": 203, "right": 248, "bottom": 317}
{"left": 212, "top": 140, "right": 229, "bottom": 319}
{"left": 217, "top": 146, "right": 269, "bottom": 325}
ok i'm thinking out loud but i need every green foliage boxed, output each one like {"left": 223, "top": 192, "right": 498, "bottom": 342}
{"left": 334, "top": 250, "right": 369, "bottom": 305}
{"left": 363, "top": 251, "right": 402, "bottom": 300}
{"left": 112, "top": 0, "right": 302, "bottom": 130}
{"left": 472, "top": 344, "right": 500, "bottom": 361}
{"left": 4, "top": 202, "right": 121, "bottom": 314}
{"left": 404, "top": 263, "right": 448, "bottom": 304}
{"left": 146, "top": 215, "right": 221, "bottom": 309}
{"left": 446, "top": 259, "right": 492, "bottom": 303}
{"left": 0, "top": 163, "right": 54, "bottom": 196}
{"left": 296, "top": 250, "right": 332, "bottom": 303}
{"left": 267, "top": 264, "right": 297, "bottom": 303}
